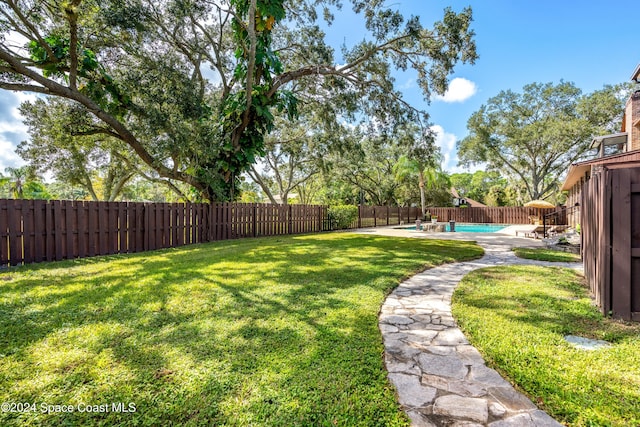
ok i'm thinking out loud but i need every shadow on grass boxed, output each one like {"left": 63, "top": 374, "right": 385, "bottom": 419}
{"left": 0, "top": 234, "right": 483, "bottom": 426}
{"left": 454, "top": 265, "right": 600, "bottom": 336}
{"left": 452, "top": 265, "right": 640, "bottom": 426}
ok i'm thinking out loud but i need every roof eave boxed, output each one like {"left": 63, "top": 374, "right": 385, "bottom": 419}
{"left": 632, "top": 63, "right": 640, "bottom": 82}
{"left": 589, "top": 132, "right": 628, "bottom": 149}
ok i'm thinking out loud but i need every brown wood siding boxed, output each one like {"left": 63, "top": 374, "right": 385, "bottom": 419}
{"left": 582, "top": 166, "right": 640, "bottom": 321}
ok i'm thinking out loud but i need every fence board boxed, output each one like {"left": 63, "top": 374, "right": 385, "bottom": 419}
{"left": 118, "top": 203, "right": 127, "bottom": 253}
{"left": 7, "top": 200, "right": 22, "bottom": 265}
{"left": 582, "top": 167, "right": 640, "bottom": 321}
{"left": 53, "top": 200, "right": 63, "bottom": 261}
{"left": 76, "top": 201, "right": 87, "bottom": 258}
{"left": 0, "top": 199, "right": 8, "bottom": 266}
{"left": 33, "top": 200, "right": 45, "bottom": 262}
{"left": 611, "top": 169, "right": 631, "bottom": 316}
{"left": 86, "top": 201, "right": 95, "bottom": 257}
{"left": 63, "top": 202, "right": 78, "bottom": 259}
{"left": 22, "top": 200, "right": 34, "bottom": 264}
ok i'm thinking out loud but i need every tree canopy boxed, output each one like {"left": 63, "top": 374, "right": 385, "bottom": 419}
{"left": 0, "top": 0, "right": 477, "bottom": 201}
{"left": 457, "top": 81, "right": 629, "bottom": 201}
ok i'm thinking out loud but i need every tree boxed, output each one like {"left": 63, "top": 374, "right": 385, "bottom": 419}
{"left": 246, "top": 113, "right": 325, "bottom": 204}
{"left": 1, "top": 166, "right": 50, "bottom": 199}
{"left": 450, "top": 170, "right": 508, "bottom": 205}
{"left": 393, "top": 124, "right": 439, "bottom": 216}
{"left": 0, "top": 0, "right": 477, "bottom": 201}
{"left": 457, "top": 82, "right": 629, "bottom": 201}
{"left": 17, "top": 98, "right": 135, "bottom": 201}
{"left": 17, "top": 97, "right": 191, "bottom": 201}
{"left": 421, "top": 165, "right": 452, "bottom": 207}
{"left": 324, "top": 132, "right": 404, "bottom": 206}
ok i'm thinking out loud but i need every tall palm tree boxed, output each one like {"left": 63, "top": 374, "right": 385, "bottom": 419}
{"left": 3, "top": 166, "right": 27, "bottom": 199}
{"left": 394, "top": 155, "right": 426, "bottom": 215}
{"left": 1, "top": 166, "right": 49, "bottom": 199}
{"left": 394, "top": 154, "right": 451, "bottom": 218}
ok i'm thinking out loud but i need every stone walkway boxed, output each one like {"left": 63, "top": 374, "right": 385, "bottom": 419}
{"left": 376, "top": 234, "right": 583, "bottom": 427}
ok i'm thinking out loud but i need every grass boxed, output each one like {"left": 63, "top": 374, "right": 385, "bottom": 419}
{"left": 513, "top": 247, "right": 581, "bottom": 262}
{"left": 452, "top": 265, "right": 640, "bottom": 427}
{"left": 0, "top": 233, "right": 483, "bottom": 426}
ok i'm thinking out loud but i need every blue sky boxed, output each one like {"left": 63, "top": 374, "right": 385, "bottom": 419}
{"left": 326, "top": 0, "right": 638, "bottom": 172}
{"left": 0, "top": 1, "right": 638, "bottom": 174}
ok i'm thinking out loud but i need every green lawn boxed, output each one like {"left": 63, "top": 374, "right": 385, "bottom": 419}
{"left": 513, "top": 247, "right": 581, "bottom": 263}
{"left": 0, "top": 233, "right": 483, "bottom": 426}
{"left": 452, "top": 265, "right": 640, "bottom": 427}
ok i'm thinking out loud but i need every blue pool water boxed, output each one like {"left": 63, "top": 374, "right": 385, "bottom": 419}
{"left": 447, "top": 224, "right": 507, "bottom": 233}
{"left": 402, "top": 224, "right": 507, "bottom": 233}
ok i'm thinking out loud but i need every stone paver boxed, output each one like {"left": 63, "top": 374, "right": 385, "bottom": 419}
{"left": 363, "top": 227, "right": 583, "bottom": 426}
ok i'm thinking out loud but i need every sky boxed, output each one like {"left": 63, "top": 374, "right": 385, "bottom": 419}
{"left": 324, "top": 0, "right": 638, "bottom": 172}
{"left": 0, "top": 0, "right": 638, "bottom": 175}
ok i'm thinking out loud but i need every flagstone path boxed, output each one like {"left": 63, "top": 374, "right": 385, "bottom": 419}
{"left": 378, "top": 238, "right": 583, "bottom": 427}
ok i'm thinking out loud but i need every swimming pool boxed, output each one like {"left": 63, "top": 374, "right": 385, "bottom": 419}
{"left": 448, "top": 224, "right": 507, "bottom": 233}
{"left": 402, "top": 223, "right": 508, "bottom": 233}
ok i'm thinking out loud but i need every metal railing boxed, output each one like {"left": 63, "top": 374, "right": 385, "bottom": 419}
{"left": 543, "top": 204, "right": 580, "bottom": 238}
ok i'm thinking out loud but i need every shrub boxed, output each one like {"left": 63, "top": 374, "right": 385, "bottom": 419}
{"left": 328, "top": 204, "right": 358, "bottom": 229}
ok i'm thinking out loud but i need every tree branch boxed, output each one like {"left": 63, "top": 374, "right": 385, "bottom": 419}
{"left": 70, "top": 128, "right": 124, "bottom": 140}
{"left": 0, "top": 81, "right": 51, "bottom": 94}
{"left": 248, "top": 164, "right": 278, "bottom": 204}
{"left": 0, "top": 46, "right": 206, "bottom": 194}
{"left": 65, "top": 0, "right": 82, "bottom": 90}
{"left": 4, "top": 0, "right": 57, "bottom": 62}
{"left": 238, "top": 0, "right": 258, "bottom": 149}
{"left": 268, "top": 33, "right": 415, "bottom": 97}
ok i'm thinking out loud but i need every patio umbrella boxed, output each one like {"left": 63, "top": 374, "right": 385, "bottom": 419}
{"left": 524, "top": 200, "right": 555, "bottom": 208}
{"left": 524, "top": 200, "right": 555, "bottom": 224}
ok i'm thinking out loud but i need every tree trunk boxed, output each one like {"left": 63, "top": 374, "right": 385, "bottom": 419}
{"left": 418, "top": 170, "right": 426, "bottom": 219}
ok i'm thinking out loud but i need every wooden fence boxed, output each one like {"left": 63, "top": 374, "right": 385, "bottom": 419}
{"left": 354, "top": 206, "right": 560, "bottom": 227}
{"left": 1, "top": 200, "right": 567, "bottom": 268}
{"left": 582, "top": 166, "right": 640, "bottom": 321}
{"left": 0, "top": 200, "right": 329, "bottom": 267}
{"left": 354, "top": 206, "right": 422, "bottom": 228}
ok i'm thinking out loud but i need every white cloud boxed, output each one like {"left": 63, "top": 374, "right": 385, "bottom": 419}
{"left": 0, "top": 91, "right": 32, "bottom": 172}
{"left": 430, "top": 124, "right": 483, "bottom": 174}
{"left": 434, "top": 77, "right": 477, "bottom": 103}
{"left": 400, "top": 78, "right": 416, "bottom": 90}
{"left": 0, "top": 137, "right": 25, "bottom": 171}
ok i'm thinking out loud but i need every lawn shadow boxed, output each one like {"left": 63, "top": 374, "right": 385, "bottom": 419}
{"left": 0, "top": 234, "right": 483, "bottom": 425}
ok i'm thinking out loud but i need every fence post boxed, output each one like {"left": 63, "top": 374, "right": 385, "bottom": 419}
{"left": 252, "top": 204, "right": 257, "bottom": 237}
{"left": 373, "top": 207, "right": 377, "bottom": 228}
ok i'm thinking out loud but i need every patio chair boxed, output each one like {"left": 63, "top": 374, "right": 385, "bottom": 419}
{"left": 548, "top": 225, "right": 568, "bottom": 236}
{"left": 516, "top": 225, "right": 546, "bottom": 239}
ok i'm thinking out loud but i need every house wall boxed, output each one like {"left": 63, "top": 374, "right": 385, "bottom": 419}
{"left": 565, "top": 184, "right": 581, "bottom": 227}
{"left": 624, "top": 91, "right": 640, "bottom": 151}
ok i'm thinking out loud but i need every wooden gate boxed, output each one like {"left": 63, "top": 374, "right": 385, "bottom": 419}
{"left": 582, "top": 166, "right": 640, "bottom": 321}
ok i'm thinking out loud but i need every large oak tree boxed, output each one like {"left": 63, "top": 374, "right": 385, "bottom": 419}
{"left": 457, "top": 81, "right": 630, "bottom": 201}
{"left": 0, "top": 0, "right": 477, "bottom": 201}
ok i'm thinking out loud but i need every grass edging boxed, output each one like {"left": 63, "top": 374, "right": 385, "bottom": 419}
{"left": 512, "top": 247, "right": 581, "bottom": 263}
{"left": 452, "top": 265, "right": 640, "bottom": 427}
